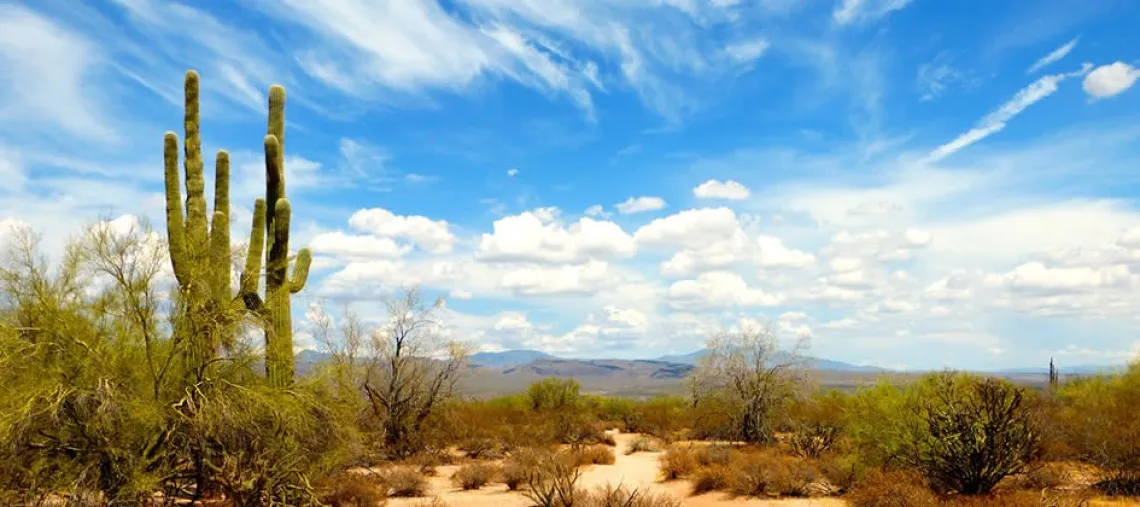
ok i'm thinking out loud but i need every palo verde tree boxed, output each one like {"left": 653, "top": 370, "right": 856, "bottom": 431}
{"left": 239, "top": 83, "right": 312, "bottom": 387}
{"left": 163, "top": 69, "right": 240, "bottom": 378}
{"left": 315, "top": 288, "right": 468, "bottom": 457}
{"left": 687, "top": 323, "right": 809, "bottom": 444}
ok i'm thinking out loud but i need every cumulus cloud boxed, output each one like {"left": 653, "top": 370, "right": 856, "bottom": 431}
{"left": 615, "top": 196, "right": 667, "bottom": 214}
{"left": 476, "top": 211, "right": 636, "bottom": 264}
{"left": 693, "top": 179, "right": 752, "bottom": 200}
{"left": 1082, "top": 62, "right": 1140, "bottom": 99}
{"left": 833, "top": 0, "right": 913, "bottom": 25}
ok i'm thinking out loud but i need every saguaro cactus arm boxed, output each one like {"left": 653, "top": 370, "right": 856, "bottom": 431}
{"left": 163, "top": 133, "right": 188, "bottom": 286}
{"left": 290, "top": 248, "right": 311, "bottom": 293}
{"left": 210, "top": 151, "right": 231, "bottom": 303}
{"left": 240, "top": 198, "right": 267, "bottom": 311}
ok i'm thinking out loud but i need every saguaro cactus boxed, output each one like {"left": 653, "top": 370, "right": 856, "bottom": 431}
{"left": 240, "top": 84, "right": 311, "bottom": 387}
{"left": 163, "top": 70, "right": 234, "bottom": 373}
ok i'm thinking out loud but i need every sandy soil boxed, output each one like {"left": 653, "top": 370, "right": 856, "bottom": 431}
{"left": 386, "top": 432, "right": 847, "bottom": 507}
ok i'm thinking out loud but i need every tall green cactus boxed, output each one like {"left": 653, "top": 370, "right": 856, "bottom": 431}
{"left": 163, "top": 70, "right": 235, "bottom": 374}
{"left": 240, "top": 84, "right": 311, "bottom": 387}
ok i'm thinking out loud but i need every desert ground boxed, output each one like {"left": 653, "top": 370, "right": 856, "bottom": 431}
{"left": 386, "top": 432, "right": 848, "bottom": 507}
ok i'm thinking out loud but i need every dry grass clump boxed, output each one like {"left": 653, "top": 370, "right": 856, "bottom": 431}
{"left": 383, "top": 466, "right": 429, "bottom": 497}
{"left": 502, "top": 447, "right": 548, "bottom": 490}
{"left": 600, "top": 433, "right": 618, "bottom": 447}
{"left": 579, "top": 483, "right": 682, "bottom": 507}
{"left": 569, "top": 444, "right": 616, "bottom": 466}
{"left": 626, "top": 436, "right": 660, "bottom": 455}
{"left": 450, "top": 462, "right": 499, "bottom": 490}
{"left": 846, "top": 469, "right": 939, "bottom": 507}
{"left": 691, "top": 465, "right": 731, "bottom": 494}
{"left": 317, "top": 471, "right": 388, "bottom": 506}
{"left": 659, "top": 447, "right": 698, "bottom": 480}
{"left": 694, "top": 445, "right": 734, "bottom": 467}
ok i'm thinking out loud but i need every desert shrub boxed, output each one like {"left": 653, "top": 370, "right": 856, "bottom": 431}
{"left": 660, "top": 447, "right": 698, "bottom": 480}
{"left": 787, "top": 390, "right": 847, "bottom": 459}
{"left": 940, "top": 490, "right": 1046, "bottom": 507}
{"left": 626, "top": 396, "right": 689, "bottom": 438}
{"left": 1021, "top": 462, "right": 1068, "bottom": 490}
{"left": 580, "top": 444, "right": 618, "bottom": 465}
{"left": 458, "top": 437, "right": 502, "bottom": 459}
{"left": 903, "top": 372, "right": 1041, "bottom": 495}
{"left": 317, "top": 471, "right": 388, "bottom": 506}
{"left": 693, "top": 445, "right": 734, "bottom": 467}
{"left": 691, "top": 465, "right": 730, "bottom": 494}
{"left": 451, "top": 462, "right": 498, "bottom": 490}
{"left": 818, "top": 453, "right": 868, "bottom": 493}
{"left": 1056, "top": 361, "right": 1140, "bottom": 495}
{"left": 847, "top": 469, "right": 939, "bottom": 507}
{"left": 845, "top": 372, "right": 1041, "bottom": 496}
{"left": 726, "top": 451, "right": 793, "bottom": 497}
{"left": 626, "top": 436, "right": 660, "bottom": 454}
{"left": 521, "top": 451, "right": 582, "bottom": 507}
{"left": 383, "top": 466, "right": 428, "bottom": 497}
{"left": 412, "top": 496, "right": 449, "bottom": 507}
{"left": 580, "top": 483, "right": 683, "bottom": 507}
{"left": 601, "top": 433, "right": 618, "bottom": 446}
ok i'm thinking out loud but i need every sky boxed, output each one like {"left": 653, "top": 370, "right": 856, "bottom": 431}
{"left": 2, "top": 0, "right": 1140, "bottom": 371}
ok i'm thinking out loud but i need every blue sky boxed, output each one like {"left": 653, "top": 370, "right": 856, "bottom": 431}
{"left": 2, "top": 0, "right": 1140, "bottom": 370}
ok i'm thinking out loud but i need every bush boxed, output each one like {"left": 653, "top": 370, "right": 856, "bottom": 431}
{"left": 847, "top": 469, "right": 939, "bottom": 507}
{"left": 570, "top": 444, "right": 616, "bottom": 466}
{"left": 626, "top": 436, "right": 660, "bottom": 455}
{"left": 903, "top": 372, "right": 1041, "bottom": 495}
{"left": 691, "top": 465, "right": 730, "bottom": 494}
{"left": 694, "top": 445, "right": 734, "bottom": 467}
{"left": 659, "top": 448, "right": 698, "bottom": 480}
{"left": 726, "top": 452, "right": 792, "bottom": 497}
{"left": 787, "top": 390, "right": 847, "bottom": 459}
{"left": 818, "top": 453, "right": 867, "bottom": 493}
{"left": 451, "top": 462, "right": 498, "bottom": 490}
{"left": 1056, "top": 362, "right": 1140, "bottom": 494}
{"left": 580, "top": 483, "right": 682, "bottom": 507}
{"left": 520, "top": 451, "right": 582, "bottom": 507}
{"left": 502, "top": 447, "right": 549, "bottom": 490}
{"left": 318, "top": 472, "right": 388, "bottom": 506}
{"left": 383, "top": 466, "right": 429, "bottom": 497}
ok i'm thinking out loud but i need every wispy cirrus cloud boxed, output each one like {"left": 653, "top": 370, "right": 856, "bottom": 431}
{"left": 924, "top": 64, "right": 1092, "bottom": 164}
{"left": 1026, "top": 37, "right": 1080, "bottom": 74}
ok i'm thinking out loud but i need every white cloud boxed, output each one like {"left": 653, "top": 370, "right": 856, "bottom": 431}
{"left": 615, "top": 196, "right": 666, "bottom": 214}
{"left": 476, "top": 211, "right": 636, "bottom": 264}
{"left": 924, "top": 64, "right": 1092, "bottom": 163}
{"left": 348, "top": 208, "right": 456, "bottom": 254}
{"left": 833, "top": 0, "right": 913, "bottom": 25}
{"left": 723, "top": 38, "right": 769, "bottom": 64}
{"left": 507, "top": 167, "right": 519, "bottom": 177}
{"left": 0, "top": 4, "right": 116, "bottom": 143}
{"left": 1026, "top": 37, "right": 1079, "bottom": 74}
{"left": 693, "top": 179, "right": 752, "bottom": 200}
{"left": 668, "top": 271, "right": 783, "bottom": 309}
{"left": 1082, "top": 62, "right": 1140, "bottom": 99}
{"left": 635, "top": 207, "right": 741, "bottom": 250}
{"left": 309, "top": 231, "right": 410, "bottom": 258}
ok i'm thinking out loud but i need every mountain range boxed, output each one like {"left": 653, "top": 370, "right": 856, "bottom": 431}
{"left": 295, "top": 348, "right": 1125, "bottom": 398}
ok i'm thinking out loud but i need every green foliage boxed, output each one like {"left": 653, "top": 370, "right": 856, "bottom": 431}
{"left": 528, "top": 378, "right": 582, "bottom": 411}
{"left": 1055, "top": 360, "right": 1140, "bottom": 494}
{"left": 844, "top": 372, "right": 1041, "bottom": 496}
{"left": 238, "top": 83, "right": 312, "bottom": 388}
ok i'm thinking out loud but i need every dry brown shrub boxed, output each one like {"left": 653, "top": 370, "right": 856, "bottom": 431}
{"left": 569, "top": 445, "right": 616, "bottom": 466}
{"left": 317, "top": 471, "right": 388, "bottom": 506}
{"left": 502, "top": 447, "right": 548, "bottom": 490}
{"left": 626, "top": 436, "right": 660, "bottom": 455}
{"left": 846, "top": 469, "right": 940, "bottom": 507}
{"left": 659, "top": 448, "right": 698, "bottom": 481}
{"left": 579, "top": 483, "right": 683, "bottom": 507}
{"left": 383, "top": 466, "right": 429, "bottom": 497}
{"left": 1022, "top": 462, "right": 1069, "bottom": 490}
{"left": 940, "top": 490, "right": 1043, "bottom": 507}
{"left": 724, "top": 451, "right": 821, "bottom": 497}
{"left": 600, "top": 433, "right": 618, "bottom": 447}
{"left": 693, "top": 445, "right": 734, "bottom": 467}
{"left": 691, "top": 465, "right": 730, "bottom": 494}
{"left": 450, "top": 462, "right": 499, "bottom": 490}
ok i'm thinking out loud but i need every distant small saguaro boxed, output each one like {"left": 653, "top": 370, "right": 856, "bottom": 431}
{"left": 1048, "top": 357, "right": 1059, "bottom": 388}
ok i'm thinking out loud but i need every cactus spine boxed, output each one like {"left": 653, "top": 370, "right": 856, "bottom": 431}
{"left": 163, "top": 70, "right": 234, "bottom": 375}
{"left": 240, "top": 84, "right": 311, "bottom": 388}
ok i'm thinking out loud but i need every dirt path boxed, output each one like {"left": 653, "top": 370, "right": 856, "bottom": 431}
{"left": 386, "top": 431, "right": 848, "bottom": 507}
